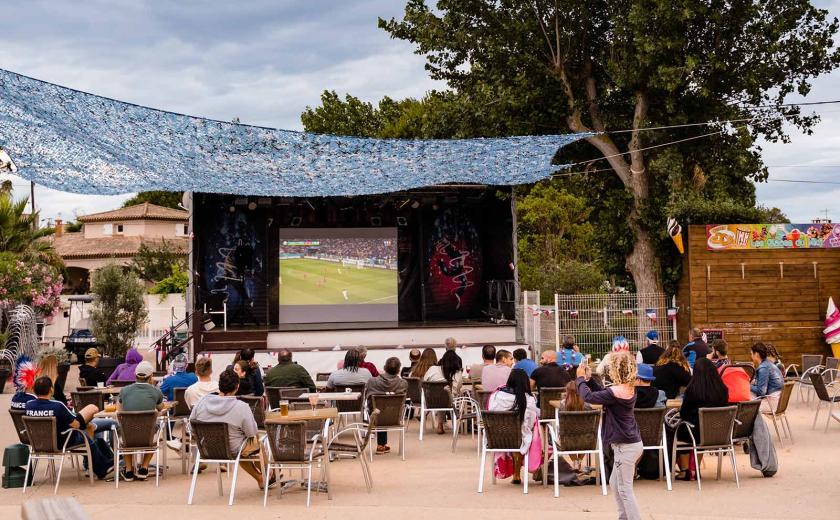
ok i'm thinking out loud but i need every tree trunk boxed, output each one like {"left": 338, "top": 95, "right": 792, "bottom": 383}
{"left": 625, "top": 214, "right": 661, "bottom": 294}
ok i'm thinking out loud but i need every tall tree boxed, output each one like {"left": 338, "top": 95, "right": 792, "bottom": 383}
{"left": 0, "top": 189, "right": 62, "bottom": 270}
{"left": 379, "top": 0, "right": 840, "bottom": 293}
{"left": 122, "top": 191, "right": 183, "bottom": 209}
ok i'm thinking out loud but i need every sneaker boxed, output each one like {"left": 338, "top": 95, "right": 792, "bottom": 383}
{"left": 121, "top": 470, "right": 135, "bottom": 482}
{"left": 136, "top": 467, "right": 149, "bottom": 481}
{"left": 166, "top": 439, "right": 183, "bottom": 452}
{"left": 98, "top": 466, "right": 115, "bottom": 481}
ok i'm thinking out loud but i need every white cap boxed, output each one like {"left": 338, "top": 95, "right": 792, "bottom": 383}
{"left": 135, "top": 361, "right": 155, "bottom": 378}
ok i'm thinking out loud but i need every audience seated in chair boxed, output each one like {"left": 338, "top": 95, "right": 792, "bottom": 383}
{"left": 264, "top": 348, "right": 316, "bottom": 391}
{"left": 365, "top": 356, "right": 408, "bottom": 454}
{"left": 118, "top": 361, "right": 166, "bottom": 481}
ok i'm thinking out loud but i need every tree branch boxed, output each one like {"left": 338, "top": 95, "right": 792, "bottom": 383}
{"left": 628, "top": 91, "right": 649, "bottom": 197}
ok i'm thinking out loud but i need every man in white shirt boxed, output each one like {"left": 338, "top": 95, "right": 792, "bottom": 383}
{"left": 184, "top": 356, "right": 219, "bottom": 407}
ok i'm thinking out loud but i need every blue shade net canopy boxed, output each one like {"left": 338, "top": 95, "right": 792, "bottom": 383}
{"left": 0, "top": 68, "right": 587, "bottom": 197}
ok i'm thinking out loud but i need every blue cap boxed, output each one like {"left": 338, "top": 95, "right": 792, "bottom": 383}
{"left": 637, "top": 363, "right": 656, "bottom": 381}
{"left": 646, "top": 330, "right": 659, "bottom": 341}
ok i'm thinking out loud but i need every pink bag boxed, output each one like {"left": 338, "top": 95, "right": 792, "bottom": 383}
{"left": 527, "top": 417, "right": 543, "bottom": 473}
{"left": 494, "top": 453, "right": 514, "bottom": 479}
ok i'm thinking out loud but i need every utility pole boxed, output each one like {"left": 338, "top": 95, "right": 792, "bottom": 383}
{"left": 30, "top": 180, "right": 36, "bottom": 228}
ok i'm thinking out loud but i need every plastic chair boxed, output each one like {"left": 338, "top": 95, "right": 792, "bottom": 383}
{"left": 548, "top": 410, "right": 607, "bottom": 497}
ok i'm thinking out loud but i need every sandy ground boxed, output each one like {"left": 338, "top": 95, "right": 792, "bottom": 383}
{"left": 1, "top": 379, "right": 838, "bottom": 520}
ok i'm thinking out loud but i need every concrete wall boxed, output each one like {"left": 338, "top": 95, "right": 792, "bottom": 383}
{"left": 82, "top": 219, "right": 186, "bottom": 239}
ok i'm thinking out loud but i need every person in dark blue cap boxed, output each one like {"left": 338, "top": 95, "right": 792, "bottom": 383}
{"left": 634, "top": 364, "right": 665, "bottom": 408}
{"left": 636, "top": 330, "right": 665, "bottom": 365}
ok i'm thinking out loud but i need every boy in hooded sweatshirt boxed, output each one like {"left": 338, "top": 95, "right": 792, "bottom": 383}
{"left": 189, "top": 368, "right": 274, "bottom": 489}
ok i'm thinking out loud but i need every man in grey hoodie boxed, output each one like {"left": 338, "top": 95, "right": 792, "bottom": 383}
{"left": 190, "top": 368, "right": 273, "bottom": 489}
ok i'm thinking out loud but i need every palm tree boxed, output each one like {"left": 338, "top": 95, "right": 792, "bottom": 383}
{"left": 0, "top": 189, "right": 63, "bottom": 270}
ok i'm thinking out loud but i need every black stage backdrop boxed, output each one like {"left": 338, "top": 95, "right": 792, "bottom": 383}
{"left": 193, "top": 188, "right": 515, "bottom": 326}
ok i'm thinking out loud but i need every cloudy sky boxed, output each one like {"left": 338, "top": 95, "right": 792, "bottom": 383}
{"left": 1, "top": 0, "right": 839, "bottom": 223}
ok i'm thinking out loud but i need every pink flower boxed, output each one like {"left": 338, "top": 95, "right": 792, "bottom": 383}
{"left": 22, "top": 277, "right": 31, "bottom": 284}
{"left": 44, "top": 276, "right": 52, "bottom": 283}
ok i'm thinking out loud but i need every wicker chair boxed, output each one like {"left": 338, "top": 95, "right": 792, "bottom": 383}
{"left": 113, "top": 411, "right": 163, "bottom": 488}
{"left": 316, "top": 372, "right": 331, "bottom": 382}
{"left": 237, "top": 395, "right": 266, "bottom": 430}
{"left": 732, "top": 363, "right": 756, "bottom": 381}
{"left": 71, "top": 391, "right": 104, "bottom": 412}
{"left": 633, "top": 407, "right": 671, "bottom": 490}
{"left": 263, "top": 421, "right": 326, "bottom": 507}
{"left": 266, "top": 386, "right": 304, "bottom": 410}
{"left": 111, "top": 380, "right": 133, "bottom": 388}
{"left": 536, "top": 386, "right": 565, "bottom": 482}
{"left": 547, "top": 410, "right": 607, "bottom": 497}
{"left": 808, "top": 370, "right": 840, "bottom": 432}
{"left": 290, "top": 402, "right": 329, "bottom": 441}
{"left": 474, "top": 390, "right": 493, "bottom": 411}
{"left": 672, "top": 406, "right": 738, "bottom": 490}
{"left": 169, "top": 387, "right": 192, "bottom": 474}
{"left": 419, "top": 381, "right": 455, "bottom": 442}
{"left": 187, "top": 420, "right": 263, "bottom": 506}
{"left": 280, "top": 388, "right": 308, "bottom": 399}
{"left": 326, "top": 409, "right": 378, "bottom": 492}
{"left": 9, "top": 409, "right": 29, "bottom": 444}
{"left": 451, "top": 395, "right": 482, "bottom": 455}
{"left": 762, "top": 380, "right": 795, "bottom": 445}
{"left": 732, "top": 400, "right": 762, "bottom": 447}
{"left": 404, "top": 377, "right": 422, "bottom": 418}
{"left": 22, "top": 416, "right": 95, "bottom": 494}
{"left": 479, "top": 411, "right": 530, "bottom": 494}
{"left": 75, "top": 386, "right": 95, "bottom": 393}
{"left": 365, "top": 393, "right": 407, "bottom": 460}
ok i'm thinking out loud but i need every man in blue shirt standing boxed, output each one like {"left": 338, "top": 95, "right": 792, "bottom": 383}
{"left": 512, "top": 348, "right": 537, "bottom": 377}
{"left": 25, "top": 376, "right": 113, "bottom": 479}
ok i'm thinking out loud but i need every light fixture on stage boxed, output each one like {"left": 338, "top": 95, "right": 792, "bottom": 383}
{"left": 411, "top": 200, "right": 420, "bottom": 209}
{"left": 247, "top": 201, "right": 257, "bottom": 210}
{"left": 234, "top": 197, "right": 248, "bottom": 206}
{"left": 228, "top": 206, "right": 236, "bottom": 213}
{"left": 290, "top": 216, "right": 302, "bottom": 227}
{"left": 370, "top": 216, "right": 382, "bottom": 226}
{"left": 397, "top": 216, "right": 408, "bottom": 227}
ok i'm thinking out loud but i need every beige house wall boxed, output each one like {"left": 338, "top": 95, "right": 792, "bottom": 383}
{"left": 82, "top": 219, "right": 187, "bottom": 239}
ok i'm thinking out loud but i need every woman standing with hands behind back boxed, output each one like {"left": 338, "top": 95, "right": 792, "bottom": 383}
{"left": 576, "top": 352, "right": 643, "bottom": 520}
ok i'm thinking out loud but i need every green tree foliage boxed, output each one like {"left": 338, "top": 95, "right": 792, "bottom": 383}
{"left": 122, "top": 191, "right": 183, "bottom": 209}
{"left": 379, "top": 0, "right": 840, "bottom": 293}
{"left": 89, "top": 264, "right": 148, "bottom": 358}
{"left": 150, "top": 263, "right": 188, "bottom": 296}
{"left": 0, "top": 189, "right": 62, "bottom": 271}
{"left": 130, "top": 239, "right": 186, "bottom": 283}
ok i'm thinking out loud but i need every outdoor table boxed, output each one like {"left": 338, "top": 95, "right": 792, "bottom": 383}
{"left": 666, "top": 398, "right": 682, "bottom": 409}
{"left": 93, "top": 386, "right": 124, "bottom": 395}
{"left": 548, "top": 399, "right": 683, "bottom": 411}
{"left": 301, "top": 392, "right": 361, "bottom": 401}
{"left": 315, "top": 380, "right": 329, "bottom": 390}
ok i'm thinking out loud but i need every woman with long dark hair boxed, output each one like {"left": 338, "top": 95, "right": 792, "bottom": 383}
{"left": 232, "top": 348, "right": 264, "bottom": 396}
{"left": 653, "top": 341, "right": 692, "bottom": 399}
{"left": 675, "top": 357, "right": 729, "bottom": 480}
{"left": 488, "top": 369, "right": 539, "bottom": 485}
{"left": 422, "top": 349, "right": 464, "bottom": 434}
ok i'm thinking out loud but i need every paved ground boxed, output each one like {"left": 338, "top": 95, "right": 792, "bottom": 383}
{"left": 1, "top": 383, "right": 837, "bottom": 520}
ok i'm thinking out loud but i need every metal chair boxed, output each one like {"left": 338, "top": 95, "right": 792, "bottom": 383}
{"left": 419, "top": 381, "right": 455, "bottom": 442}
{"left": 796, "top": 354, "right": 824, "bottom": 402}
{"left": 280, "top": 388, "right": 308, "bottom": 399}
{"left": 633, "top": 407, "right": 671, "bottom": 491}
{"left": 113, "top": 411, "right": 163, "bottom": 488}
{"left": 451, "top": 395, "right": 481, "bottom": 454}
{"left": 672, "top": 406, "right": 739, "bottom": 490}
{"left": 237, "top": 395, "right": 266, "bottom": 430}
{"left": 187, "top": 420, "right": 263, "bottom": 506}
{"left": 110, "top": 380, "right": 133, "bottom": 388}
{"left": 333, "top": 384, "right": 366, "bottom": 426}
{"left": 548, "top": 410, "right": 607, "bottom": 497}
{"left": 365, "top": 393, "right": 407, "bottom": 460}
{"left": 808, "top": 370, "right": 840, "bottom": 432}
{"left": 263, "top": 421, "right": 326, "bottom": 507}
{"left": 71, "top": 391, "right": 105, "bottom": 412}
{"left": 762, "top": 380, "right": 795, "bottom": 444}
{"left": 326, "top": 409, "right": 378, "bottom": 492}
{"left": 290, "top": 402, "right": 330, "bottom": 441}
{"left": 9, "top": 409, "right": 29, "bottom": 444}
{"left": 22, "top": 416, "right": 95, "bottom": 494}
{"left": 479, "top": 411, "right": 529, "bottom": 494}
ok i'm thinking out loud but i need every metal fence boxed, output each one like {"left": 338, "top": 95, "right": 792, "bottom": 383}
{"left": 519, "top": 291, "right": 677, "bottom": 361}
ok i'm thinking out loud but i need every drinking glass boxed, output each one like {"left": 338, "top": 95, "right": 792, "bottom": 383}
{"left": 308, "top": 394, "right": 319, "bottom": 411}
{"left": 279, "top": 400, "right": 289, "bottom": 416}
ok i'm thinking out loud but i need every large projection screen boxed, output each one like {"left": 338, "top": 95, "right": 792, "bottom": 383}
{"left": 278, "top": 228, "right": 398, "bottom": 324}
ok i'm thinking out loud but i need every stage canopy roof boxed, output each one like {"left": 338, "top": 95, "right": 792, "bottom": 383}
{"left": 0, "top": 68, "right": 588, "bottom": 196}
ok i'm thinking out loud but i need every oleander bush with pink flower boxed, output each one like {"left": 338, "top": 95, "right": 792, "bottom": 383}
{"left": 0, "top": 252, "right": 63, "bottom": 317}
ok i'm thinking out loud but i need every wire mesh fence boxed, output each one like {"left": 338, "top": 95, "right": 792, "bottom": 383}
{"left": 519, "top": 291, "right": 677, "bottom": 361}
